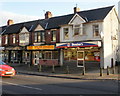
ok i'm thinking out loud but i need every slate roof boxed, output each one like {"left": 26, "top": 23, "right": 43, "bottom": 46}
{"left": 1, "top": 5, "right": 114, "bottom": 34}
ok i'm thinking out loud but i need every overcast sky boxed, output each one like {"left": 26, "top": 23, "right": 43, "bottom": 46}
{"left": 0, "top": 0, "right": 119, "bottom": 26}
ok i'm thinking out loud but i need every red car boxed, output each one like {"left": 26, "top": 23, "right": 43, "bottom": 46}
{"left": 0, "top": 61, "right": 16, "bottom": 77}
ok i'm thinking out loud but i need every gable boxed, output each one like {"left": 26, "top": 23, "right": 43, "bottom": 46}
{"left": 69, "top": 14, "right": 86, "bottom": 24}
{"left": 34, "top": 24, "right": 44, "bottom": 31}
{"left": 20, "top": 27, "right": 29, "bottom": 33}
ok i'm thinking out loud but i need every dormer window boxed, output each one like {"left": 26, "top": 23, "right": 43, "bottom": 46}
{"left": 73, "top": 24, "right": 83, "bottom": 36}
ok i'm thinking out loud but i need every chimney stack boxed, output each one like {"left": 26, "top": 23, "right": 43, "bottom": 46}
{"left": 74, "top": 7, "right": 80, "bottom": 14}
{"left": 45, "top": 11, "right": 52, "bottom": 19}
{"left": 7, "top": 19, "right": 14, "bottom": 25}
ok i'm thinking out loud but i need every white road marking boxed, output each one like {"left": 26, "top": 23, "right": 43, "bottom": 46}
{"left": 1, "top": 81, "right": 42, "bottom": 91}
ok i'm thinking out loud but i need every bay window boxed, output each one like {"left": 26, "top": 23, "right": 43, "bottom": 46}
{"left": 19, "top": 32, "right": 29, "bottom": 45}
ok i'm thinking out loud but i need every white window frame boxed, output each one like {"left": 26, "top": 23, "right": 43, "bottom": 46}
{"left": 63, "top": 27, "right": 69, "bottom": 40}
{"left": 73, "top": 24, "right": 83, "bottom": 36}
{"left": 93, "top": 25, "right": 99, "bottom": 37}
{"left": 19, "top": 32, "right": 29, "bottom": 45}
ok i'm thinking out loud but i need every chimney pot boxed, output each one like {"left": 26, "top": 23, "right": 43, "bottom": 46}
{"left": 74, "top": 7, "right": 80, "bottom": 14}
{"left": 45, "top": 11, "right": 52, "bottom": 19}
{"left": 7, "top": 19, "right": 14, "bottom": 25}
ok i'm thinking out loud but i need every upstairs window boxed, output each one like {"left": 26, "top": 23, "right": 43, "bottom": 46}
{"left": 19, "top": 32, "right": 29, "bottom": 45}
{"left": 0, "top": 35, "right": 1, "bottom": 46}
{"left": 13, "top": 34, "right": 16, "bottom": 44}
{"left": 5, "top": 35, "right": 8, "bottom": 44}
{"left": 73, "top": 24, "right": 83, "bottom": 36}
{"left": 93, "top": 25, "right": 99, "bottom": 37}
{"left": 41, "top": 32, "right": 45, "bottom": 42}
{"left": 34, "top": 32, "right": 45, "bottom": 42}
{"left": 63, "top": 28, "right": 69, "bottom": 40}
{"left": 51, "top": 30, "right": 56, "bottom": 41}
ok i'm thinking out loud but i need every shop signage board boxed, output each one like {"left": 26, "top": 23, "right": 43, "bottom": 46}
{"left": 56, "top": 41, "right": 101, "bottom": 48}
{"left": 27, "top": 45, "right": 55, "bottom": 50}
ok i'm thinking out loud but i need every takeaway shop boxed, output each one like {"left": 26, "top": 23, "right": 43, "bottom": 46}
{"left": 27, "top": 45, "right": 59, "bottom": 66}
{"left": 56, "top": 41, "right": 101, "bottom": 67}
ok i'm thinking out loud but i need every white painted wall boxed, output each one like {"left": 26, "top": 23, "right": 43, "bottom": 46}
{"left": 60, "top": 15, "right": 102, "bottom": 42}
{"left": 103, "top": 7, "right": 119, "bottom": 68}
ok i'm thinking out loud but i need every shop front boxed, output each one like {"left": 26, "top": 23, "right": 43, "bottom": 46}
{"left": 5, "top": 47, "right": 26, "bottom": 63}
{"left": 0, "top": 47, "right": 4, "bottom": 61}
{"left": 27, "top": 45, "right": 59, "bottom": 66}
{"left": 56, "top": 41, "right": 101, "bottom": 67}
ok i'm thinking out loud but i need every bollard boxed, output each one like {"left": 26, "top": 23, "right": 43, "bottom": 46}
{"left": 38, "top": 64, "right": 42, "bottom": 72}
{"left": 82, "top": 67, "right": 85, "bottom": 75}
{"left": 100, "top": 67, "right": 103, "bottom": 76}
{"left": 112, "top": 66, "right": 115, "bottom": 74}
{"left": 66, "top": 66, "right": 70, "bottom": 74}
{"left": 107, "top": 66, "right": 109, "bottom": 75}
{"left": 52, "top": 65, "right": 55, "bottom": 73}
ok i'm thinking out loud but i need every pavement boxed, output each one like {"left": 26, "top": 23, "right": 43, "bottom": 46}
{"left": 8, "top": 61, "right": 119, "bottom": 80}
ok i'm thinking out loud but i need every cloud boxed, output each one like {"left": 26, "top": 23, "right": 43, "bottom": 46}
{"left": 1, "top": 11, "right": 41, "bottom": 26}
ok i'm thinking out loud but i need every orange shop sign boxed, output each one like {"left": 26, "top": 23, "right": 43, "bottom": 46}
{"left": 27, "top": 45, "right": 55, "bottom": 50}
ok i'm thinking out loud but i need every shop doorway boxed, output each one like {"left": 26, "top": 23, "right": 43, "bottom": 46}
{"left": 77, "top": 51, "right": 85, "bottom": 67}
{"left": 33, "top": 51, "right": 39, "bottom": 65}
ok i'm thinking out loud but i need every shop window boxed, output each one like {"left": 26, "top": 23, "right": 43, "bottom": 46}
{"left": 51, "top": 30, "right": 56, "bottom": 41}
{"left": 93, "top": 25, "right": 99, "bottom": 37}
{"left": 52, "top": 51, "right": 58, "bottom": 59}
{"left": 63, "top": 28, "right": 69, "bottom": 40}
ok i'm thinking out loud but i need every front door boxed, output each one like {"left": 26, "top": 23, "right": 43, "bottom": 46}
{"left": 34, "top": 51, "right": 39, "bottom": 65}
{"left": 77, "top": 51, "right": 85, "bottom": 67}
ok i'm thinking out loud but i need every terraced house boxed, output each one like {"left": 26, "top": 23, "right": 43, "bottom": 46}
{"left": 0, "top": 5, "right": 120, "bottom": 70}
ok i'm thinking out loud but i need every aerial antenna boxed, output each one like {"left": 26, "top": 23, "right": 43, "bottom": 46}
{"left": 76, "top": 4, "right": 77, "bottom": 8}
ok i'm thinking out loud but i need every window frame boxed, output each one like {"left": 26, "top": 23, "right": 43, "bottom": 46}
{"left": 93, "top": 24, "right": 99, "bottom": 37}
{"left": 51, "top": 30, "right": 56, "bottom": 42}
{"left": 63, "top": 27, "right": 69, "bottom": 40}
{"left": 73, "top": 24, "right": 83, "bottom": 36}
{"left": 19, "top": 32, "right": 29, "bottom": 45}
{"left": 34, "top": 31, "right": 45, "bottom": 42}
{"left": 5, "top": 35, "right": 8, "bottom": 44}
{"left": 12, "top": 34, "right": 16, "bottom": 44}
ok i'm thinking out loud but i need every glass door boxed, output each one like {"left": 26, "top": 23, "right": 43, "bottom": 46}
{"left": 77, "top": 51, "right": 85, "bottom": 67}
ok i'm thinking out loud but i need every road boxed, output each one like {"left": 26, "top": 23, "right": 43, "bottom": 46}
{"left": 1, "top": 74, "right": 119, "bottom": 95}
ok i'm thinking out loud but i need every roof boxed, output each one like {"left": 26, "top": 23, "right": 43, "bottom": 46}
{"left": 1, "top": 5, "right": 114, "bottom": 34}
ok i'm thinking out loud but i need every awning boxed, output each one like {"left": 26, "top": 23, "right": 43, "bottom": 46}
{"left": 56, "top": 41, "right": 101, "bottom": 48}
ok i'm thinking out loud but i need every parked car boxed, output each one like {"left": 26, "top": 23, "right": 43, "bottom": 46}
{"left": 0, "top": 61, "right": 16, "bottom": 77}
